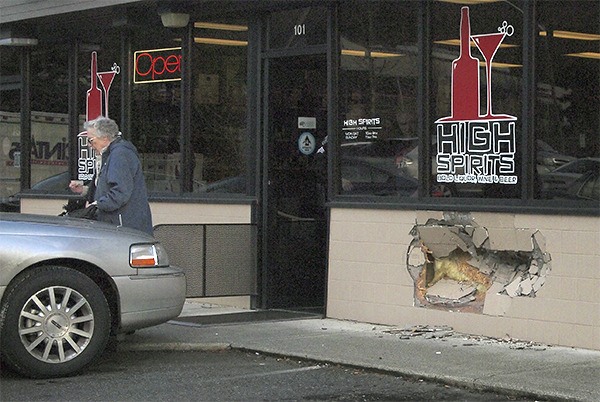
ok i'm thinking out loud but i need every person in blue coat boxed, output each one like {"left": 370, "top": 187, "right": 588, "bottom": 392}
{"left": 70, "top": 116, "right": 153, "bottom": 236}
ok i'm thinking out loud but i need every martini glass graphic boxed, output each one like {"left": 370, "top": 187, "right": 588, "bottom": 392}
{"left": 471, "top": 22, "right": 513, "bottom": 119}
{"left": 97, "top": 64, "right": 119, "bottom": 117}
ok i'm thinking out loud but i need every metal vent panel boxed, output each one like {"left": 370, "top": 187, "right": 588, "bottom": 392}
{"left": 154, "top": 224, "right": 205, "bottom": 297}
{"left": 205, "top": 225, "right": 257, "bottom": 296}
{"left": 154, "top": 224, "right": 256, "bottom": 298}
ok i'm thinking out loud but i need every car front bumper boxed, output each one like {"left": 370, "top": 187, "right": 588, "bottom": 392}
{"left": 114, "top": 269, "right": 186, "bottom": 332}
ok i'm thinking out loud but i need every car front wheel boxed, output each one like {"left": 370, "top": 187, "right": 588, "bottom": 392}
{"left": 0, "top": 266, "right": 111, "bottom": 378}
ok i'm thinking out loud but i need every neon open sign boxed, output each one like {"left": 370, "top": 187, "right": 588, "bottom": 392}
{"left": 134, "top": 47, "right": 182, "bottom": 84}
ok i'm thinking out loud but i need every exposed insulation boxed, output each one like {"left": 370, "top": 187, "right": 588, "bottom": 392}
{"left": 408, "top": 213, "right": 551, "bottom": 315}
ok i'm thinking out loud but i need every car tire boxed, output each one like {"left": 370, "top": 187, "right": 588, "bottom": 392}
{"left": 0, "top": 265, "right": 111, "bottom": 378}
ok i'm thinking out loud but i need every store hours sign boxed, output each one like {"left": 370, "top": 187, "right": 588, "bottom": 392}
{"left": 435, "top": 7, "right": 517, "bottom": 186}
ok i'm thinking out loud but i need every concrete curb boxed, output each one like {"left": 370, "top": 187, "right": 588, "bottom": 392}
{"left": 229, "top": 346, "right": 561, "bottom": 402}
{"left": 119, "top": 342, "right": 232, "bottom": 352}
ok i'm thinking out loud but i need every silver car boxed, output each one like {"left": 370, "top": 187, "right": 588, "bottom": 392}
{"left": 0, "top": 212, "right": 186, "bottom": 378}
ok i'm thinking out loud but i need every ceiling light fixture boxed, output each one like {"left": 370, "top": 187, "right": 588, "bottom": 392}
{"left": 0, "top": 37, "right": 38, "bottom": 46}
{"left": 539, "top": 30, "right": 600, "bottom": 41}
{"left": 194, "top": 38, "right": 247, "bottom": 46}
{"left": 480, "top": 61, "right": 522, "bottom": 68}
{"left": 341, "top": 49, "right": 404, "bottom": 58}
{"left": 434, "top": 39, "right": 517, "bottom": 49}
{"left": 439, "top": 0, "right": 501, "bottom": 4}
{"left": 565, "top": 52, "right": 600, "bottom": 59}
{"left": 160, "top": 12, "right": 190, "bottom": 28}
{"left": 194, "top": 22, "right": 248, "bottom": 31}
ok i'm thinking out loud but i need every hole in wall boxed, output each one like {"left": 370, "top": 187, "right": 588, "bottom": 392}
{"left": 407, "top": 212, "right": 551, "bottom": 314}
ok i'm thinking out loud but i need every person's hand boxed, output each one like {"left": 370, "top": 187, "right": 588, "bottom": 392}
{"left": 69, "top": 180, "right": 85, "bottom": 194}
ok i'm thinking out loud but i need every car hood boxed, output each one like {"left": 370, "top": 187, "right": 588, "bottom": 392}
{"left": 0, "top": 212, "right": 154, "bottom": 241}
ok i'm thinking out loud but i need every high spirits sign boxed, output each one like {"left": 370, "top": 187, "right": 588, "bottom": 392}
{"left": 77, "top": 52, "right": 120, "bottom": 181}
{"left": 435, "top": 7, "right": 517, "bottom": 186}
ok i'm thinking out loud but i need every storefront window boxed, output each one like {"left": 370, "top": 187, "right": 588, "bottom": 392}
{"left": 338, "top": 1, "right": 419, "bottom": 197}
{"left": 431, "top": 1, "right": 523, "bottom": 198}
{"left": 190, "top": 19, "right": 248, "bottom": 194}
{"left": 535, "top": 0, "right": 599, "bottom": 203}
{"left": 130, "top": 28, "right": 182, "bottom": 193}
{"left": 0, "top": 47, "right": 21, "bottom": 208}
{"left": 28, "top": 47, "right": 70, "bottom": 192}
{"left": 130, "top": 19, "right": 249, "bottom": 195}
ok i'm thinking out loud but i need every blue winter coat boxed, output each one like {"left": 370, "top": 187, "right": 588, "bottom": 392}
{"left": 91, "top": 137, "right": 153, "bottom": 235}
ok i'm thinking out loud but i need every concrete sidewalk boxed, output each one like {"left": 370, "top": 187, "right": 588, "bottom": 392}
{"left": 118, "top": 302, "right": 600, "bottom": 402}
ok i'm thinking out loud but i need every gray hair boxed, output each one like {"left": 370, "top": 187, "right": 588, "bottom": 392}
{"left": 84, "top": 117, "right": 120, "bottom": 140}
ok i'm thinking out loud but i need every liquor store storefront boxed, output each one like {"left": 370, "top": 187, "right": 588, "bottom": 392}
{"left": 1, "top": 1, "right": 598, "bottom": 350}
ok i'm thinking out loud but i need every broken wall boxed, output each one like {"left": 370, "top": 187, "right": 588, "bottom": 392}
{"left": 326, "top": 208, "right": 600, "bottom": 350}
{"left": 407, "top": 212, "right": 551, "bottom": 314}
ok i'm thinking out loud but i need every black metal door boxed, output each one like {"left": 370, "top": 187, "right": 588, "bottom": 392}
{"left": 263, "top": 55, "right": 328, "bottom": 311}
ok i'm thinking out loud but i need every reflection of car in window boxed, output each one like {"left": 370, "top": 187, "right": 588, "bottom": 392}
{"left": 340, "top": 139, "right": 418, "bottom": 197}
{"left": 391, "top": 139, "right": 578, "bottom": 198}
{"left": 200, "top": 175, "right": 247, "bottom": 193}
{"left": 539, "top": 158, "right": 600, "bottom": 200}
{"left": 536, "top": 140, "right": 576, "bottom": 175}
{"left": 0, "top": 171, "right": 72, "bottom": 213}
{"left": 396, "top": 142, "right": 481, "bottom": 198}
{"left": 0, "top": 170, "right": 209, "bottom": 213}
{"left": 341, "top": 157, "right": 417, "bottom": 197}
{"left": 574, "top": 171, "right": 600, "bottom": 201}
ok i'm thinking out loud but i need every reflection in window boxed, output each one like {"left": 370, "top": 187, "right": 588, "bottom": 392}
{"left": 29, "top": 48, "right": 70, "bottom": 191}
{"left": 338, "top": 1, "right": 418, "bottom": 197}
{"left": 535, "top": 0, "right": 599, "bottom": 202}
{"left": 132, "top": 80, "right": 182, "bottom": 193}
{"left": 131, "top": 26, "right": 183, "bottom": 194}
{"left": 191, "top": 19, "right": 248, "bottom": 194}
{"left": 0, "top": 47, "right": 21, "bottom": 206}
{"left": 578, "top": 172, "right": 599, "bottom": 201}
{"left": 130, "top": 20, "right": 249, "bottom": 195}
{"left": 431, "top": 1, "right": 522, "bottom": 199}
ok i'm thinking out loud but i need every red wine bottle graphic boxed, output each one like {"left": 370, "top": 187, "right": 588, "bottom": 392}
{"left": 451, "top": 7, "right": 480, "bottom": 120}
{"left": 86, "top": 51, "right": 102, "bottom": 121}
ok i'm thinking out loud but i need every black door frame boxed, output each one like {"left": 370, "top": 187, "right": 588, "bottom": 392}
{"left": 257, "top": 4, "right": 337, "bottom": 310}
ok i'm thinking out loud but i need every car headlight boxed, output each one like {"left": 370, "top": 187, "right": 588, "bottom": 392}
{"left": 130, "top": 243, "right": 170, "bottom": 268}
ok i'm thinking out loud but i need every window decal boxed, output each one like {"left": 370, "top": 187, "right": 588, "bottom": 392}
{"left": 77, "top": 51, "right": 120, "bottom": 181}
{"left": 435, "top": 7, "right": 517, "bottom": 187}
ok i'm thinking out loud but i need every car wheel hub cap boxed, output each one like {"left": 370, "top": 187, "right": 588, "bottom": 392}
{"left": 44, "top": 313, "right": 69, "bottom": 338}
{"left": 18, "top": 286, "right": 95, "bottom": 363}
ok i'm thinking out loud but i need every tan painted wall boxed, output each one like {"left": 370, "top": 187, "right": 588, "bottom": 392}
{"left": 20, "top": 198, "right": 66, "bottom": 215}
{"left": 20, "top": 199, "right": 252, "bottom": 226}
{"left": 327, "top": 208, "right": 600, "bottom": 351}
{"left": 151, "top": 202, "right": 252, "bottom": 225}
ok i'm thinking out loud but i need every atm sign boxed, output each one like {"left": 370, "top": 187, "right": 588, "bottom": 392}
{"left": 134, "top": 47, "right": 182, "bottom": 84}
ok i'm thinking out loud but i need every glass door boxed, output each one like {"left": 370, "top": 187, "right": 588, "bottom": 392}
{"left": 263, "top": 54, "right": 328, "bottom": 311}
